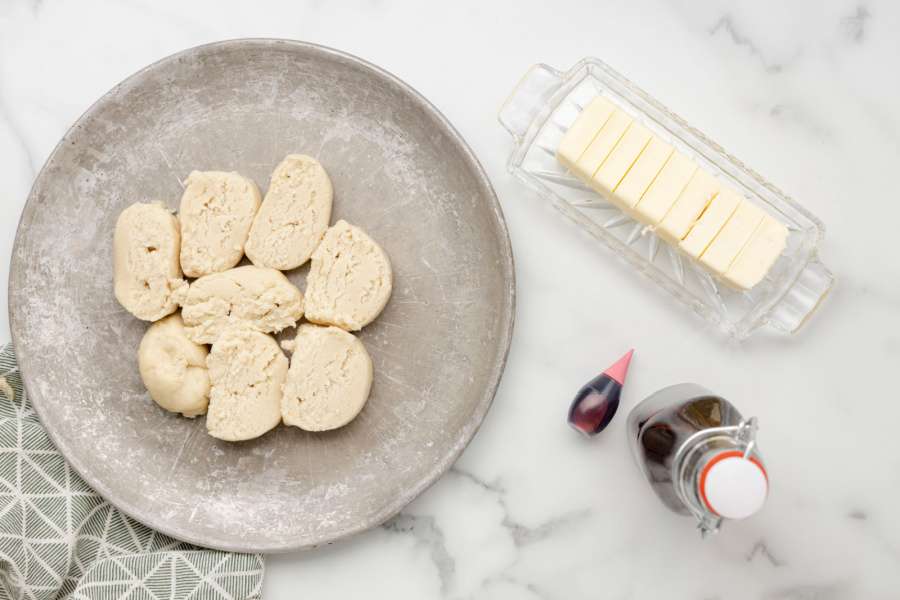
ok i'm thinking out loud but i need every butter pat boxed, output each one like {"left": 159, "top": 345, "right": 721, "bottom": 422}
{"left": 591, "top": 123, "right": 652, "bottom": 200}
{"left": 657, "top": 169, "right": 720, "bottom": 244}
{"left": 724, "top": 216, "right": 788, "bottom": 289}
{"left": 572, "top": 110, "right": 632, "bottom": 181}
{"left": 632, "top": 152, "right": 696, "bottom": 224}
{"left": 614, "top": 137, "right": 673, "bottom": 209}
{"left": 680, "top": 188, "right": 741, "bottom": 259}
{"left": 556, "top": 96, "right": 616, "bottom": 170}
{"left": 700, "top": 200, "right": 765, "bottom": 274}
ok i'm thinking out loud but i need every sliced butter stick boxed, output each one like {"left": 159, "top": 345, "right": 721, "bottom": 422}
{"left": 723, "top": 216, "right": 789, "bottom": 289}
{"left": 680, "top": 188, "right": 741, "bottom": 259}
{"left": 572, "top": 110, "right": 632, "bottom": 182}
{"left": 656, "top": 169, "right": 720, "bottom": 244}
{"left": 614, "top": 137, "right": 673, "bottom": 209}
{"left": 632, "top": 152, "right": 696, "bottom": 225}
{"left": 591, "top": 122, "right": 652, "bottom": 200}
{"left": 699, "top": 200, "right": 765, "bottom": 274}
{"left": 553, "top": 94, "right": 790, "bottom": 289}
{"left": 556, "top": 96, "right": 616, "bottom": 170}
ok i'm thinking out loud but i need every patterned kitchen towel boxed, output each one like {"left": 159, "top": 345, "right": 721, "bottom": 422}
{"left": 0, "top": 344, "right": 264, "bottom": 600}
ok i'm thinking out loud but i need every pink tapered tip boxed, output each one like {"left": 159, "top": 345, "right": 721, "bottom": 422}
{"left": 603, "top": 349, "right": 634, "bottom": 385}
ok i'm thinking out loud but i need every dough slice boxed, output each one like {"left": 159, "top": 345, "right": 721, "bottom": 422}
{"left": 304, "top": 220, "right": 392, "bottom": 331}
{"left": 179, "top": 171, "right": 261, "bottom": 277}
{"left": 113, "top": 202, "right": 188, "bottom": 321}
{"left": 245, "top": 154, "right": 333, "bottom": 270}
{"left": 206, "top": 328, "right": 287, "bottom": 441}
{"left": 138, "top": 313, "right": 209, "bottom": 417}
{"left": 281, "top": 324, "right": 373, "bottom": 431}
{"left": 181, "top": 265, "right": 304, "bottom": 344}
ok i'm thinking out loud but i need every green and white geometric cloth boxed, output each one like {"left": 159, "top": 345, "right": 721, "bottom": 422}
{"left": 0, "top": 345, "right": 264, "bottom": 600}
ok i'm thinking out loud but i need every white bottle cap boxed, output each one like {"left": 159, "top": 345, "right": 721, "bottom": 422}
{"left": 699, "top": 453, "right": 768, "bottom": 520}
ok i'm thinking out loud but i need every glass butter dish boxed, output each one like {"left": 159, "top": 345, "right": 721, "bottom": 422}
{"left": 499, "top": 58, "right": 834, "bottom": 339}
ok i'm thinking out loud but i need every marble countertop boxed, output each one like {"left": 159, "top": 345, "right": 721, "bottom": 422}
{"left": 3, "top": 1, "right": 899, "bottom": 598}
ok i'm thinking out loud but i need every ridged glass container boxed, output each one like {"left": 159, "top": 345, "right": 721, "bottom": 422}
{"left": 499, "top": 58, "right": 833, "bottom": 339}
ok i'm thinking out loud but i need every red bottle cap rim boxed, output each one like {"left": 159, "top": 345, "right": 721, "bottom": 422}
{"left": 699, "top": 450, "right": 768, "bottom": 519}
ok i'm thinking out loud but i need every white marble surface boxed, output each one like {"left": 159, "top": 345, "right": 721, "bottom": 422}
{"left": 2, "top": 0, "right": 900, "bottom": 598}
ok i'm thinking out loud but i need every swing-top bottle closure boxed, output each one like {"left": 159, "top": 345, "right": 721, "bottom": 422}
{"left": 672, "top": 417, "right": 767, "bottom": 536}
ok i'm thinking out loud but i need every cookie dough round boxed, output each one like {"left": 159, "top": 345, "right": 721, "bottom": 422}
{"left": 181, "top": 265, "right": 304, "bottom": 344}
{"left": 113, "top": 202, "right": 188, "bottom": 321}
{"left": 179, "top": 171, "right": 261, "bottom": 277}
{"left": 281, "top": 324, "right": 373, "bottom": 431}
{"left": 206, "top": 327, "right": 287, "bottom": 442}
{"left": 138, "top": 313, "right": 209, "bottom": 417}
{"left": 304, "top": 220, "right": 393, "bottom": 331}
{"left": 245, "top": 154, "right": 333, "bottom": 270}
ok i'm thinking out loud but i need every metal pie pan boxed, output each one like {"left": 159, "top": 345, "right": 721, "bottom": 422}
{"left": 9, "top": 39, "right": 514, "bottom": 552}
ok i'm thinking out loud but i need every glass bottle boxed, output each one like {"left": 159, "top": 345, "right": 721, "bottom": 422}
{"left": 626, "top": 383, "right": 768, "bottom": 535}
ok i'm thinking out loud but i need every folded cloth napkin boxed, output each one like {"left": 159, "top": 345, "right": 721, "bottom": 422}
{"left": 0, "top": 344, "right": 264, "bottom": 600}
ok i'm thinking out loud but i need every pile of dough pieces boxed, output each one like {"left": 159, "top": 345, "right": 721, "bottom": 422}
{"left": 114, "top": 155, "right": 392, "bottom": 441}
